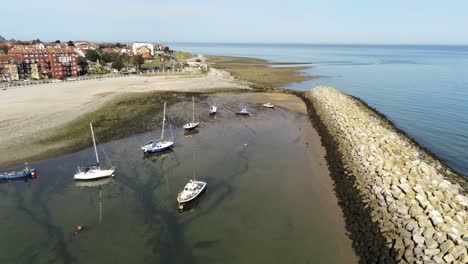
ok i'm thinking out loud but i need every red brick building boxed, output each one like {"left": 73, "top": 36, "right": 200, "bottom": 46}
{"left": 0, "top": 54, "right": 23, "bottom": 80}
{"left": 7, "top": 47, "right": 78, "bottom": 79}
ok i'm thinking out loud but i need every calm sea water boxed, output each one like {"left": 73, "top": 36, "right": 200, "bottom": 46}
{"left": 0, "top": 94, "right": 356, "bottom": 263}
{"left": 170, "top": 43, "right": 468, "bottom": 176}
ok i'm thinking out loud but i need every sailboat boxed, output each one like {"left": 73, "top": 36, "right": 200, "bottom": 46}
{"left": 141, "top": 102, "right": 174, "bottom": 153}
{"left": 74, "top": 123, "right": 115, "bottom": 180}
{"left": 236, "top": 107, "right": 250, "bottom": 115}
{"left": 262, "top": 102, "right": 275, "bottom": 108}
{"left": 183, "top": 96, "right": 200, "bottom": 130}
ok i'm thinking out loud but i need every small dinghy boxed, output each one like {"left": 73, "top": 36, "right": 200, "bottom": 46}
{"left": 262, "top": 102, "right": 275, "bottom": 108}
{"left": 236, "top": 107, "right": 250, "bottom": 115}
{"left": 0, "top": 165, "right": 36, "bottom": 180}
{"left": 183, "top": 96, "right": 200, "bottom": 130}
{"left": 142, "top": 102, "right": 174, "bottom": 153}
{"left": 74, "top": 123, "right": 115, "bottom": 180}
{"left": 177, "top": 180, "right": 207, "bottom": 209}
{"left": 209, "top": 105, "right": 217, "bottom": 115}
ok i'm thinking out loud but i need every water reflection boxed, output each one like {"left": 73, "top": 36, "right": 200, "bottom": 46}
{"left": 184, "top": 128, "right": 200, "bottom": 137}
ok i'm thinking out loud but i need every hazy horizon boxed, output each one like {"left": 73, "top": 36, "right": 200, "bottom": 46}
{"left": 3, "top": 0, "right": 468, "bottom": 45}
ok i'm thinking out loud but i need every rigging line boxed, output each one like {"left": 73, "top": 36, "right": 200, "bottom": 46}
{"left": 94, "top": 134, "right": 114, "bottom": 168}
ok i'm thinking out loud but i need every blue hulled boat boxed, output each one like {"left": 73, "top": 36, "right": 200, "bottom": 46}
{"left": 0, "top": 167, "right": 36, "bottom": 180}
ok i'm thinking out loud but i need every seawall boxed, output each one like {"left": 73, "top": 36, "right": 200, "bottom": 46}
{"left": 303, "top": 86, "right": 467, "bottom": 263}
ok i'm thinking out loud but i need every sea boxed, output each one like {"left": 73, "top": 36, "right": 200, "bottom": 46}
{"left": 169, "top": 43, "right": 468, "bottom": 176}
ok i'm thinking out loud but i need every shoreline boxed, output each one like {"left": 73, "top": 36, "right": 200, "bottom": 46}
{"left": 301, "top": 86, "right": 467, "bottom": 263}
{"left": 0, "top": 55, "right": 310, "bottom": 169}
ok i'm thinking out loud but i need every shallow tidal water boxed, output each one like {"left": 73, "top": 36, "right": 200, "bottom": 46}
{"left": 0, "top": 94, "right": 355, "bottom": 264}
{"left": 171, "top": 43, "right": 468, "bottom": 176}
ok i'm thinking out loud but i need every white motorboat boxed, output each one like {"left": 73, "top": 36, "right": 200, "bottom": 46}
{"left": 209, "top": 105, "right": 217, "bottom": 115}
{"left": 141, "top": 102, "right": 174, "bottom": 153}
{"left": 262, "top": 102, "right": 275, "bottom": 108}
{"left": 74, "top": 123, "right": 115, "bottom": 180}
{"left": 183, "top": 96, "right": 200, "bottom": 130}
{"left": 177, "top": 180, "right": 207, "bottom": 209}
{"left": 236, "top": 107, "right": 250, "bottom": 115}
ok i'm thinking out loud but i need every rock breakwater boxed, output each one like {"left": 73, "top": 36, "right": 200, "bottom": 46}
{"left": 304, "top": 86, "right": 467, "bottom": 263}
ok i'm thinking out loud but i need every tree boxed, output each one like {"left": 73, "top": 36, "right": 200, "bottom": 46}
{"left": 164, "top": 46, "right": 171, "bottom": 53}
{"left": 102, "top": 52, "right": 119, "bottom": 63}
{"left": 33, "top": 38, "right": 42, "bottom": 44}
{"left": 76, "top": 56, "right": 88, "bottom": 74}
{"left": 67, "top": 40, "right": 75, "bottom": 47}
{"left": 55, "top": 40, "right": 61, "bottom": 43}
{"left": 131, "top": 55, "right": 145, "bottom": 69}
{"left": 0, "top": 45, "right": 9, "bottom": 54}
{"left": 85, "top": 50, "right": 101, "bottom": 62}
{"left": 112, "top": 58, "right": 125, "bottom": 71}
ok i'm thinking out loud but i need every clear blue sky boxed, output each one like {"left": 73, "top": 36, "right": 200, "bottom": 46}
{"left": 3, "top": 0, "right": 468, "bottom": 44}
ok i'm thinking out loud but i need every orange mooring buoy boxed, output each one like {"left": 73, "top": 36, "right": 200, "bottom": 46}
{"left": 178, "top": 204, "right": 184, "bottom": 210}
{"left": 76, "top": 225, "right": 84, "bottom": 232}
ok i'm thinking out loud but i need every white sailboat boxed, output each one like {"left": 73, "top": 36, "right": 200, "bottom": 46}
{"left": 74, "top": 123, "right": 115, "bottom": 180}
{"left": 236, "top": 107, "right": 250, "bottom": 115}
{"left": 262, "top": 102, "right": 275, "bottom": 108}
{"left": 183, "top": 96, "right": 200, "bottom": 130}
{"left": 141, "top": 102, "right": 174, "bottom": 153}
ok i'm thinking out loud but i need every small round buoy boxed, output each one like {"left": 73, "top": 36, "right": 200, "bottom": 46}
{"left": 76, "top": 225, "right": 84, "bottom": 232}
{"left": 178, "top": 204, "right": 184, "bottom": 210}
{"left": 31, "top": 171, "right": 36, "bottom": 177}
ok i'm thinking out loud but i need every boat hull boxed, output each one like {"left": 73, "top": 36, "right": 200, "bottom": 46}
{"left": 236, "top": 112, "right": 250, "bottom": 115}
{"left": 74, "top": 169, "right": 115, "bottom": 180}
{"left": 0, "top": 169, "right": 36, "bottom": 180}
{"left": 183, "top": 122, "right": 199, "bottom": 130}
{"left": 141, "top": 141, "right": 174, "bottom": 153}
{"left": 262, "top": 104, "right": 275, "bottom": 108}
{"left": 177, "top": 182, "right": 207, "bottom": 205}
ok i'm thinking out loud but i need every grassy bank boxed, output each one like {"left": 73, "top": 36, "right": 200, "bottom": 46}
{"left": 207, "top": 56, "right": 312, "bottom": 90}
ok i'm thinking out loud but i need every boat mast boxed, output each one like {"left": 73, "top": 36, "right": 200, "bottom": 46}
{"left": 192, "top": 96, "right": 195, "bottom": 123}
{"left": 161, "top": 102, "right": 166, "bottom": 140}
{"left": 90, "top": 123, "right": 100, "bottom": 165}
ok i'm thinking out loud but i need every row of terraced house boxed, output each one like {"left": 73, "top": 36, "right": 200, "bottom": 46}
{"left": 0, "top": 40, "right": 166, "bottom": 81}
{"left": 0, "top": 42, "right": 79, "bottom": 81}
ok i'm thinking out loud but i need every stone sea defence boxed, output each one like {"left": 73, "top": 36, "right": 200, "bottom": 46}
{"left": 304, "top": 86, "right": 467, "bottom": 263}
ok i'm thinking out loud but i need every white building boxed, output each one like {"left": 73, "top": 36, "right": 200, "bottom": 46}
{"left": 132, "top": 42, "right": 154, "bottom": 56}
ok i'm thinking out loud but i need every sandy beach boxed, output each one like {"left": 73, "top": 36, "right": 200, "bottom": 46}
{"left": 0, "top": 69, "right": 248, "bottom": 167}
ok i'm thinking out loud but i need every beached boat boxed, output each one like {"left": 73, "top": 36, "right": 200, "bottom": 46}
{"left": 236, "top": 107, "right": 250, "bottom": 115}
{"left": 183, "top": 96, "right": 200, "bottom": 130}
{"left": 0, "top": 165, "right": 36, "bottom": 180}
{"left": 262, "top": 102, "right": 275, "bottom": 108}
{"left": 177, "top": 180, "right": 207, "bottom": 209}
{"left": 141, "top": 102, "right": 174, "bottom": 153}
{"left": 74, "top": 123, "right": 115, "bottom": 180}
{"left": 209, "top": 105, "right": 217, "bottom": 115}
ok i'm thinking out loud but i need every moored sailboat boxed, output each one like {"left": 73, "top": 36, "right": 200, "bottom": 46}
{"left": 141, "top": 102, "right": 174, "bottom": 153}
{"left": 183, "top": 96, "right": 200, "bottom": 130}
{"left": 74, "top": 123, "right": 115, "bottom": 180}
{"left": 236, "top": 107, "right": 250, "bottom": 115}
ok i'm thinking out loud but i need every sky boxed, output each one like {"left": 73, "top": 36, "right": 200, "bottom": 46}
{"left": 2, "top": 0, "right": 468, "bottom": 44}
